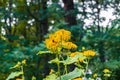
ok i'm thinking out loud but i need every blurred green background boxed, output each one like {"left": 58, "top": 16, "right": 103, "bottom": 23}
{"left": 0, "top": 0, "right": 120, "bottom": 80}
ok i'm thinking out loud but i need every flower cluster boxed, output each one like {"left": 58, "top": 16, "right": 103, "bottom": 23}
{"left": 69, "top": 50, "right": 96, "bottom": 63}
{"left": 63, "top": 42, "right": 77, "bottom": 49}
{"left": 83, "top": 50, "right": 96, "bottom": 57}
{"left": 70, "top": 50, "right": 96, "bottom": 57}
{"left": 45, "top": 29, "right": 77, "bottom": 52}
{"left": 70, "top": 50, "right": 96, "bottom": 58}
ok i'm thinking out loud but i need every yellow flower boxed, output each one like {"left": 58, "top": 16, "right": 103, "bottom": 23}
{"left": 82, "top": 46, "right": 86, "bottom": 51}
{"left": 13, "top": 62, "right": 21, "bottom": 68}
{"left": 77, "top": 52, "right": 84, "bottom": 62}
{"left": 83, "top": 50, "right": 96, "bottom": 57}
{"left": 70, "top": 52, "right": 83, "bottom": 57}
{"left": 55, "top": 29, "right": 71, "bottom": 41}
{"left": 45, "top": 38, "right": 59, "bottom": 52}
{"left": 45, "top": 29, "right": 72, "bottom": 52}
{"left": 79, "top": 58, "right": 84, "bottom": 62}
{"left": 103, "top": 69, "right": 110, "bottom": 73}
{"left": 74, "top": 78, "right": 82, "bottom": 80}
{"left": 63, "top": 42, "right": 77, "bottom": 49}
{"left": 70, "top": 53, "right": 77, "bottom": 57}
{"left": 93, "top": 73, "right": 98, "bottom": 78}
{"left": 49, "top": 34, "right": 61, "bottom": 43}
{"left": 22, "top": 59, "right": 26, "bottom": 64}
{"left": 16, "top": 78, "right": 23, "bottom": 80}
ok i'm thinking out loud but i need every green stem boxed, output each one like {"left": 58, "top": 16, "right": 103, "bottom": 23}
{"left": 86, "top": 61, "right": 88, "bottom": 72}
{"left": 21, "top": 65, "right": 24, "bottom": 80}
{"left": 105, "top": 77, "right": 108, "bottom": 80}
{"left": 84, "top": 58, "right": 90, "bottom": 78}
{"left": 57, "top": 55, "right": 61, "bottom": 80}
{"left": 86, "top": 58, "right": 90, "bottom": 71}
{"left": 65, "top": 64, "right": 68, "bottom": 74}
{"left": 57, "top": 63, "right": 61, "bottom": 80}
{"left": 60, "top": 54, "right": 68, "bottom": 74}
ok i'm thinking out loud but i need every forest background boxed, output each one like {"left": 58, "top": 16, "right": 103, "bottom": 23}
{"left": 0, "top": 0, "right": 120, "bottom": 80}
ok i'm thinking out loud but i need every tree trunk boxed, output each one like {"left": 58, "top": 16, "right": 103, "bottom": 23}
{"left": 36, "top": 0, "right": 49, "bottom": 79}
{"left": 40, "top": 0, "right": 49, "bottom": 77}
{"left": 25, "top": 0, "right": 49, "bottom": 79}
{"left": 96, "top": 0, "right": 101, "bottom": 33}
{"left": 62, "top": 0, "right": 77, "bottom": 26}
{"left": 40, "top": 0, "right": 48, "bottom": 40}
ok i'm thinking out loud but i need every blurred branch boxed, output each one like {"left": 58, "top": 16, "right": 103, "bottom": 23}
{"left": 8, "top": 0, "right": 12, "bottom": 34}
{"left": 95, "top": 0, "right": 101, "bottom": 33}
{"left": 25, "top": 0, "right": 40, "bottom": 22}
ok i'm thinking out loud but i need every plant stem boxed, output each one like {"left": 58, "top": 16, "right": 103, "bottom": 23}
{"left": 21, "top": 65, "right": 24, "bottom": 80}
{"left": 84, "top": 58, "right": 89, "bottom": 78}
{"left": 65, "top": 64, "right": 68, "bottom": 74}
{"left": 57, "top": 55, "right": 61, "bottom": 80}
{"left": 86, "top": 58, "right": 90, "bottom": 72}
{"left": 105, "top": 77, "right": 108, "bottom": 80}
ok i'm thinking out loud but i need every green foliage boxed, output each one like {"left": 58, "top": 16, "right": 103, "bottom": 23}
{"left": 6, "top": 71, "right": 23, "bottom": 80}
{"left": 104, "top": 60, "right": 120, "bottom": 72}
{"left": 0, "top": 0, "right": 119, "bottom": 80}
{"left": 43, "top": 74, "right": 57, "bottom": 80}
{"left": 61, "top": 54, "right": 86, "bottom": 65}
{"left": 57, "top": 68, "right": 84, "bottom": 80}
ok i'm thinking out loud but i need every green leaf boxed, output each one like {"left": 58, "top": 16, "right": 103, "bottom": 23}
{"left": 32, "top": 76, "right": 36, "bottom": 80}
{"left": 49, "top": 58, "right": 60, "bottom": 64}
{"left": 43, "top": 74, "right": 57, "bottom": 80}
{"left": 57, "top": 68, "right": 84, "bottom": 80}
{"left": 49, "top": 54, "right": 86, "bottom": 65}
{"left": 6, "top": 71, "right": 23, "bottom": 80}
{"left": 37, "top": 51, "right": 52, "bottom": 55}
{"left": 62, "top": 54, "right": 86, "bottom": 65}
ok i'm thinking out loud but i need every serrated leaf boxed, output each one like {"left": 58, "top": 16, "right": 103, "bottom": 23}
{"left": 6, "top": 71, "right": 23, "bottom": 80}
{"left": 57, "top": 68, "right": 84, "bottom": 80}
